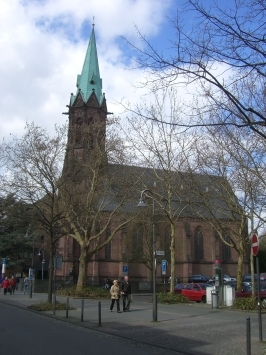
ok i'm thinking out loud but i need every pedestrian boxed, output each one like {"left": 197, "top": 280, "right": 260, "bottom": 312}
{"left": 9, "top": 276, "right": 16, "bottom": 294}
{"left": 23, "top": 276, "right": 29, "bottom": 294}
{"left": 15, "top": 277, "right": 19, "bottom": 290}
{"left": 103, "top": 278, "right": 111, "bottom": 290}
{"left": 109, "top": 280, "right": 121, "bottom": 313}
{"left": 121, "top": 275, "right": 132, "bottom": 312}
{"left": 1, "top": 277, "right": 10, "bottom": 295}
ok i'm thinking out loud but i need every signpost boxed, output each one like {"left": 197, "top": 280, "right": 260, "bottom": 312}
{"left": 156, "top": 251, "right": 165, "bottom": 256}
{"left": 122, "top": 265, "right": 128, "bottom": 275}
{"left": 252, "top": 234, "right": 259, "bottom": 256}
{"left": 161, "top": 260, "right": 167, "bottom": 292}
{"left": 252, "top": 233, "right": 262, "bottom": 342}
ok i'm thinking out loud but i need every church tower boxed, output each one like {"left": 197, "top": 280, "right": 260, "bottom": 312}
{"left": 63, "top": 24, "right": 108, "bottom": 175}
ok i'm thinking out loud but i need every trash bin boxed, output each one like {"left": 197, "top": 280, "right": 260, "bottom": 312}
{"left": 211, "top": 289, "right": 219, "bottom": 309}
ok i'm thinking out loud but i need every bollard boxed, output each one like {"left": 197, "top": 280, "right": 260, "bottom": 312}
{"left": 98, "top": 301, "right": 101, "bottom": 327}
{"left": 154, "top": 294, "right": 157, "bottom": 321}
{"left": 66, "top": 297, "right": 69, "bottom": 318}
{"left": 53, "top": 294, "right": 56, "bottom": 315}
{"left": 246, "top": 317, "right": 251, "bottom": 355}
{"left": 81, "top": 299, "right": 84, "bottom": 322}
{"left": 29, "top": 280, "right": 33, "bottom": 299}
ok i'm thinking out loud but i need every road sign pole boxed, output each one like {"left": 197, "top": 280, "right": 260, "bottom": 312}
{"left": 256, "top": 255, "right": 262, "bottom": 342}
{"left": 252, "top": 233, "right": 262, "bottom": 342}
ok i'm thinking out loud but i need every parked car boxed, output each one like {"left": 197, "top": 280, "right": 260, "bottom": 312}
{"left": 181, "top": 283, "right": 212, "bottom": 303}
{"left": 242, "top": 273, "right": 264, "bottom": 282}
{"left": 173, "top": 283, "right": 186, "bottom": 294}
{"left": 208, "top": 274, "right": 236, "bottom": 285}
{"left": 235, "top": 283, "right": 266, "bottom": 305}
{"left": 260, "top": 273, "right": 266, "bottom": 281}
{"left": 188, "top": 275, "right": 210, "bottom": 283}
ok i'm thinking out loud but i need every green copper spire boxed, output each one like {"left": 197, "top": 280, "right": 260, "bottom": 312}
{"left": 71, "top": 25, "right": 102, "bottom": 105}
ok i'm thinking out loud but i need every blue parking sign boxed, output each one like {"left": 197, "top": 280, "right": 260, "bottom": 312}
{"left": 122, "top": 265, "right": 128, "bottom": 274}
{"left": 161, "top": 260, "right": 167, "bottom": 275}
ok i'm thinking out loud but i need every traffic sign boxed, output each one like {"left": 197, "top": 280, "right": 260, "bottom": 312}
{"left": 156, "top": 251, "right": 165, "bottom": 256}
{"left": 122, "top": 265, "right": 128, "bottom": 274}
{"left": 161, "top": 260, "right": 167, "bottom": 275}
{"left": 252, "top": 234, "right": 259, "bottom": 256}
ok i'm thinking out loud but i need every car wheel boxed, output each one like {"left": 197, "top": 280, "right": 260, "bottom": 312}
{"left": 202, "top": 296, "right": 206, "bottom": 303}
{"left": 196, "top": 300, "right": 201, "bottom": 303}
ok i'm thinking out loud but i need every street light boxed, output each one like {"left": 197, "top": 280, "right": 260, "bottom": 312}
{"left": 38, "top": 249, "right": 45, "bottom": 280}
{"left": 137, "top": 189, "right": 157, "bottom": 322}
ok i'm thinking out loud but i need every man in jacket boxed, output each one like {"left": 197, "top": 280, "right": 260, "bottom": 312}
{"left": 121, "top": 276, "right": 132, "bottom": 312}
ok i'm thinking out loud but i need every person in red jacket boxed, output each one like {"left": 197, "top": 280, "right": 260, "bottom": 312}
{"left": 1, "top": 277, "right": 10, "bottom": 295}
{"left": 9, "top": 276, "right": 16, "bottom": 294}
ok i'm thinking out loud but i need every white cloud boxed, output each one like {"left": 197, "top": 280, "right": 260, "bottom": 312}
{"left": 0, "top": 0, "right": 174, "bottom": 140}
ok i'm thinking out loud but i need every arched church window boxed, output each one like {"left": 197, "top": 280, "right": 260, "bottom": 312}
{"left": 74, "top": 118, "right": 82, "bottom": 144}
{"left": 194, "top": 226, "right": 204, "bottom": 260}
{"left": 105, "top": 226, "right": 111, "bottom": 260}
{"left": 222, "top": 234, "right": 231, "bottom": 260}
{"left": 132, "top": 224, "right": 144, "bottom": 261}
{"left": 164, "top": 226, "right": 171, "bottom": 262}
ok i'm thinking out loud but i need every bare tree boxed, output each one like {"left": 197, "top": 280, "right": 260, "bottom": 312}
{"left": 59, "top": 118, "right": 139, "bottom": 291}
{"left": 124, "top": 0, "right": 266, "bottom": 139}
{"left": 193, "top": 123, "right": 266, "bottom": 289}
{"left": 121, "top": 88, "right": 199, "bottom": 293}
{"left": 0, "top": 123, "right": 68, "bottom": 302}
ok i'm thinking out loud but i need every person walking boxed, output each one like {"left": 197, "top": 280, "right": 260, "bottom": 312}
{"left": 23, "top": 276, "right": 29, "bottom": 294}
{"left": 121, "top": 275, "right": 132, "bottom": 312}
{"left": 109, "top": 280, "right": 121, "bottom": 313}
{"left": 9, "top": 276, "right": 16, "bottom": 294}
{"left": 1, "top": 277, "right": 10, "bottom": 295}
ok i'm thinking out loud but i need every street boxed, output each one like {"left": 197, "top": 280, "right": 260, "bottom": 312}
{"left": 1, "top": 302, "right": 182, "bottom": 355}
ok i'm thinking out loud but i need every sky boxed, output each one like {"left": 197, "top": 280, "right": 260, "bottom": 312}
{"left": 0, "top": 0, "right": 183, "bottom": 141}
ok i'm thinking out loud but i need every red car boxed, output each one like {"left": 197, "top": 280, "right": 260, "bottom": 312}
{"left": 181, "top": 283, "right": 211, "bottom": 303}
{"left": 235, "top": 283, "right": 266, "bottom": 304}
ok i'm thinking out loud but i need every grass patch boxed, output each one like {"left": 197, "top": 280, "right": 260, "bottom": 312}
{"left": 232, "top": 296, "right": 266, "bottom": 311}
{"left": 28, "top": 301, "right": 76, "bottom": 311}
{"left": 56, "top": 286, "right": 111, "bottom": 299}
{"left": 157, "top": 292, "right": 190, "bottom": 304}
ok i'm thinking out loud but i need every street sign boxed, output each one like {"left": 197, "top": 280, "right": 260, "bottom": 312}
{"left": 252, "top": 234, "right": 259, "bottom": 256}
{"left": 161, "top": 260, "right": 167, "bottom": 275}
{"left": 156, "top": 251, "right": 165, "bottom": 256}
{"left": 122, "top": 265, "right": 128, "bottom": 274}
{"left": 29, "top": 268, "right": 35, "bottom": 280}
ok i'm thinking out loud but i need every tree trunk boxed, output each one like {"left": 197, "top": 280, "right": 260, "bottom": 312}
{"left": 76, "top": 246, "right": 89, "bottom": 290}
{"left": 47, "top": 243, "right": 55, "bottom": 303}
{"left": 236, "top": 242, "right": 244, "bottom": 291}
{"left": 170, "top": 223, "right": 175, "bottom": 293}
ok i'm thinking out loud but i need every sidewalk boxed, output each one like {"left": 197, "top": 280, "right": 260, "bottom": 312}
{"left": 1, "top": 290, "right": 265, "bottom": 355}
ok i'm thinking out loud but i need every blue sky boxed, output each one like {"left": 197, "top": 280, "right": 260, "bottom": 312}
{"left": 0, "top": 0, "right": 182, "bottom": 140}
{"left": 0, "top": 0, "right": 231, "bottom": 140}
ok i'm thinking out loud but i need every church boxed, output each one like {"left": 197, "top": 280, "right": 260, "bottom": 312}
{"left": 53, "top": 25, "right": 246, "bottom": 290}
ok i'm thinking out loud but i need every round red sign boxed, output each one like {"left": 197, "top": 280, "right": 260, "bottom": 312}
{"left": 252, "top": 234, "right": 259, "bottom": 256}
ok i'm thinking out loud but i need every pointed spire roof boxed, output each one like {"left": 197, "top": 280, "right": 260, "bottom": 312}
{"left": 71, "top": 24, "right": 103, "bottom": 105}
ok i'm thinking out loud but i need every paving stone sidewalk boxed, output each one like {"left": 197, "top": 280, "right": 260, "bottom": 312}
{"left": 1, "top": 291, "right": 266, "bottom": 355}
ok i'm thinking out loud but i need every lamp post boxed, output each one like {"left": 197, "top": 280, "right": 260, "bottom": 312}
{"left": 137, "top": 189, "right": 157, "bottom": 322}
{"left": 38, "top": 249, "right": 45, "bottom": 280}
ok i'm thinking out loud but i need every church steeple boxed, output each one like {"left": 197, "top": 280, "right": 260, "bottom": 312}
{"left": 63, "top": 24, "right": 108, "bottom": 173}
{"left": 71, "top": 24, "right": 103, "bottom": 105}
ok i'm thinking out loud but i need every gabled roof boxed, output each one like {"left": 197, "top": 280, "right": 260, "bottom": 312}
{"left": 102, "top": 163, "right": 241, "bottom": 221}
{"left": 71, "top": 25, "right": 103, "bottom": 105}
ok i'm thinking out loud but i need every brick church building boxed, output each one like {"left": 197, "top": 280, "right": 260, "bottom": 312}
{"left": 53, "top": 25, "right": 247, "bottom": 289}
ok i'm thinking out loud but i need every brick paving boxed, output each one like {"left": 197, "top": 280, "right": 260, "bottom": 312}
{"left": 1, "top": 292, "right": 265, "bottom": 355}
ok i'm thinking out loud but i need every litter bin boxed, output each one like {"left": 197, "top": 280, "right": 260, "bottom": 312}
{"left": 211, "top": 289, "right": 219, "bottom": 309}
